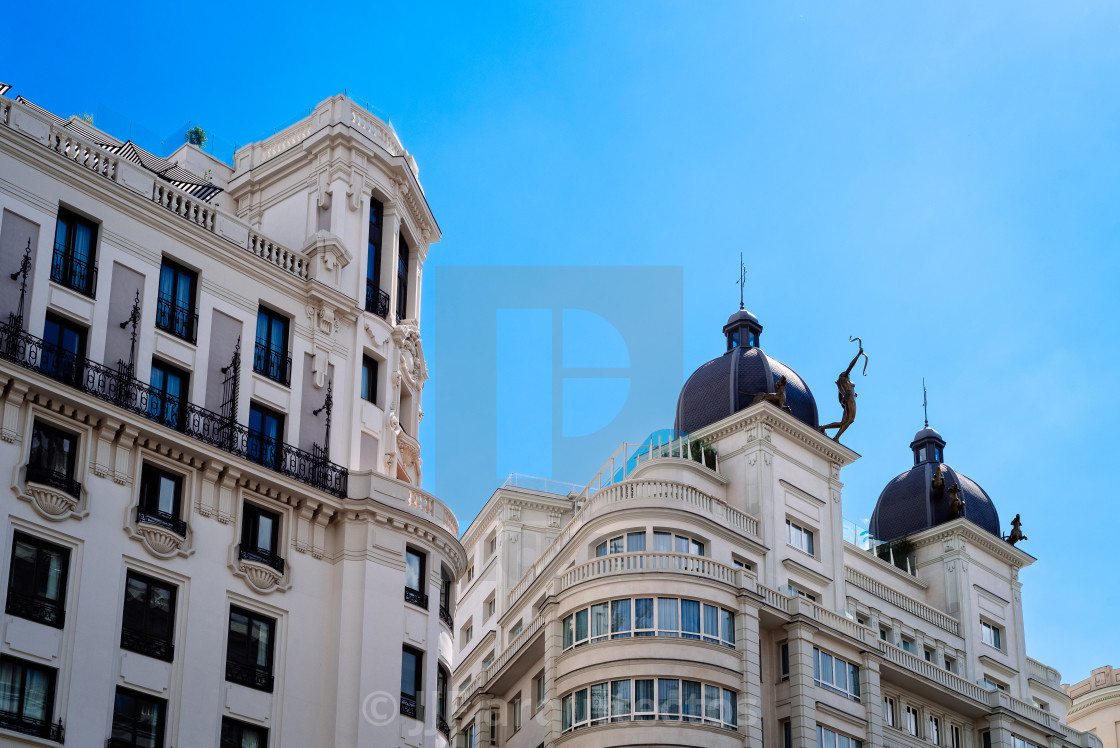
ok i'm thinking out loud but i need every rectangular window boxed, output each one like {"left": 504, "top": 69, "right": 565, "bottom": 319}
{"left": 240, "top": 502, "right": 283, "bottom": 572}
{"left": 405, "top": 548, "right": 428, "bottom": 608}
{"left": 780, "top": 643, "right": 790, "bottom": 678}
{"left": 626, "top": 532, "right": 646, "bottom": 551}
{"left": 361, "top": 355, "right": 378, "bottom": 404}
{"left": 681, "top": 680, "right": 702, "bottom": 722}
{"left": 138, "top": 464, "right": 185, "bottom": 535}
{"left": 653, "top": 531, "right": 672, "bottom": 552}
{"left": 51, "top": 208, "right": 97, "bottom": 296}
{"left": 437, "top": 667, "right": 448, "bottom": 723}
{"left": 657, "top": 597, "right": 679, "bottom": 636}
{"left": 680, "top": 599, "right": 701, "bottom": 639}
{"left": 6, "top": 532, "right": 69, "bottom": 628}
{"left": 720, "top": 608, "right": 735, "bottom": 647}
{"left": 27, "top": 420, "right": 80, "bottom": 498}
{"left": 121, "top": 571, "right": 177, "bottom": 662}
{"left": 657, "top": 678, "right": 680, "bottom": 720}
{"left": 401, "top": 646, "right": 422, "bottom": 718}
{"left": 0, "top": 655, "right": 58, "bottom": 739}
{"left": 365, "top": 198, "right": 387, "bottom": 318}
{"left": 155, "top": 259, "right": 197, "bottom": 342}
{"left": 817, "top": 724, "right": 864, "bottom": 748}
{"left": 247, "top": 403, "right": 285, "bottom": 471}
{"left": 981, "top": 620, "right": 1002, "bottom": 650}
{"left": 226, "top": 607, "right": 276, "bottom": 692}
{"left": 884, "top": 696, "right": 896, "bottom": 727}
{"left": 590, "top": 602, "right": 609, "bottom": 642}
{"left": 486, "top": 597, "right": 496, "bottom": 620}
{"left": 610, "top": 679, "right": 631, "bottom": 722}
{"left": 221, "top": 717, "right": 268, "bottom": 748}
{"left": 40, "top": 312, "right": 87, "bottom": 387}
{"left": 901, "top": 636, "right": 915, "bottom": 654}
{"left": 253, "top": 307, "right": 290, "bottom": 386}
{"left": 929, "top": 715, "right": 941, "bottom": 745}
{"left": 924, "top": 648, "right": 934, "bottom": 662}
{"left": 509, "top": 621, "right": 523, "bottom": 639}
{"left": 634, "top": 598, "right": 654, "bottom": 636}
{"left": 509, "top": 693, "right": 522, "bottom": 733}
{"left": 396, "top": 233, "right": 409, "bottom": 321}
{"left": 813, "top": 647, "right": 861, "bottom": 701}
{"left": 590, "top": 683, "right": 608, "bottom": 725}
{"left": 634, "top": 679, "right": 655, "bottom": 720}
{"left": 906, "top": 705, "right": 920, "bottom": 736}
{"left": 951, "top": 725, "right": 962, "bottom": 748}
{"left": 462, "top": 624, "right": 473, "bottom": 647}
{"left": 785, "top": 519, "right": 815, "bottom": 555}
{"left": 944, "top": 656, "right": 956, "bottom": 672}
{"left": 148, "top": 360, "right": 189, "bottom": 431}
{"left": 534, "top": 672, "right": 545, "bottom": 713}
{"left": 610, "top": 599, "right": 631, "bottom": 638}
{"left": 111, "top": 687, "right": 165, "bottom": 748}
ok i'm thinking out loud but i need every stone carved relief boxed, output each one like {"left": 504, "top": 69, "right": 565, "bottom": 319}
{"left": 21, "top": 483, "right": 83, "bottom": 521}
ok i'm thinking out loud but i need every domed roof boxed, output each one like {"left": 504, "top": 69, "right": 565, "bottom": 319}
{"left": 869, "top": 427, "right": 1000, "bottom": 542}
{"left": 674, "top": 309, "right": 819, "bottom": 433}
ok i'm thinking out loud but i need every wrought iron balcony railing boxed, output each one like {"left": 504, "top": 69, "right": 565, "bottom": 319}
{"left": 404, "top": 587, "right": 429, "bottom": 609}
{"left": 0, "top": 321, "right": 348, "bottom": 497}
{"left": 239, "top": 546, "right": 286, "bottom": 574}
{"left": 120, "top": 626, "right": 175, "bottom": 662}
{"left": 5, "top": 590, "right": 65, "bottom": 628}
{"left": 155, "top": 294, "right": 198, "bottom": 343}
{"left": 25, "top": 463, "right": 82, "bottom": 498}
{"left": 50, "top": 242, "right": 97, "bottom": 297}
{"left": 108, "top": 715, "right": 161, "bottom": 747}
{"left": 253, "top": 340, "right": 291, "bottom": 387}
{"left": 439, "top": 605, "right": 454, "bottom": 630}
{"left": 226, "top": 660, "right": 275, "bottom": 692}
{"left": 136, "top": 506, "right": 187, "bottom": 537}
{"left": 0, "top": 711, "right": 64, "bottom": 742}
{"left": 365, "top": 280, "right": 390, "bottom": 319}
{"left": 437, "top": 714, "right": 450, "bottom": 739}
{"left": 400, "top": 693, "right": 419, "bottom": 719}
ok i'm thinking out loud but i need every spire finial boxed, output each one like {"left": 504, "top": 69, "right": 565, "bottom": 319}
{"left": 736, "top": 252, "right": 746, "bottom": 310}
{"left": 922, "top": 378, "right": 929, "bottom": 428}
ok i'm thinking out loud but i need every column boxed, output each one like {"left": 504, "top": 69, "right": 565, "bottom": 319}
{"left": 382, "top": 204, "right": 401, "bottom": 318}
{"left": 739, "top": 597, "right": 763, "bottom": 747}
{"left": 539, "top": 588, "right": 562, "bottom": 744}
{"left": 985, "top": 714, "right": 1015, "bottom": 748}
{"left": 861, "top": 655, "right": 885, "bottom": 748}
{"left": 785, "top": 621, "right": 818, "bottom": 748}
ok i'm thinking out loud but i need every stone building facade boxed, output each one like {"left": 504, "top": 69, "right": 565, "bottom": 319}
{"left": 0, "top": 91, "right": 462, "bottom": 747}
{"left": 1065, "top": 667, "right": 1120, "bottom": 748}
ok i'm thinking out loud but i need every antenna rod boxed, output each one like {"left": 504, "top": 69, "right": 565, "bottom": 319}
{"left": 738, "top": 252, "right": 746, "bottom": 310}
{"left": 922, "top": 378, "right": 929, "bottom": 428}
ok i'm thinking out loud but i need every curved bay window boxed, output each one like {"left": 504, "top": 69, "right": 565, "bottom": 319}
{"left": 561, "top": 677, "right": 737, "bottom": 733}
{"left": 563, "top": 596, "right": 734, "bottom": 650}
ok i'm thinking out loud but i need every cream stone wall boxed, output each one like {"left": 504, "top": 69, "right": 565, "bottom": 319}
{"left": 1066, "top": 667, "right": 1120, "bottom": 748}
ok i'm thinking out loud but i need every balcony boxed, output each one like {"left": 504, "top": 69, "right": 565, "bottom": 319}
{"left": 253, "top": 340, "right": 291, "bottom": 387}
{"left": 404, "top": 587, "right": 429, "bottom": 609}
{"left": 400, "top": 693, "right": 420, "bottom": 719}
{"left": 5, "top": 590, "right": 64, "bottom": 628}
{"left": 49, "top": 242, "right": 96, "bottom": 297}
{"left": 25, "top": 463, "right": 81, "bottom": 499}
{"left": 439, "top": 605, "right": 454, "bottom": 630}
{"left": 121, "top": 627, "right": 174, "bottom": 662}
{"left": 560, "top": 551, "right": 743, "bottom": 593}
{"left": 155, "top": 294, "right": 198, "bottom": 343}
{"left": 136, "top": 506, "right": 187, "bottom": 537}
{"left": 0, "top": 321, "right": 348, "bottom": 497}
{"left": 365, "top": 281, "right": 390, "bottom": 319}
{"left": 225, "top": 660, "right": 275, "bottom": 692}
{"left": 0, "top": 711, "right": 64, "bottom": 742}
{"left": 238, "top": 546, "right": 285, "bottom": 574}
{"left": 437, "top": 714, "right": 450, "bottom": 739}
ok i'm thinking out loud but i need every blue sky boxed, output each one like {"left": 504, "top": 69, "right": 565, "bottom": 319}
{"left": 7, "top": 1, "right": 1119, "bottom": 686}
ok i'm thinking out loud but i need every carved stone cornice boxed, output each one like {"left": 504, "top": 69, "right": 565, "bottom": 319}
{"left": 694, "top": 402, "right": 860, "bottom": 467}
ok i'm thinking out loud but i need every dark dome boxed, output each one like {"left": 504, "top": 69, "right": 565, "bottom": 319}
{"left": 869, "top": 428, "right": 1000, "bottom": 542}
{"left": 674, "top": 309, "right": 819, "bottom": 433}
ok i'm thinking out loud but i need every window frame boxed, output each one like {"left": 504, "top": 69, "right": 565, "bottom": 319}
{"left": 400, "top": 645, "right": 423, "bottom": 719}
{"left": 27, "top": 419, "right": 80, "bottom": 498}
{"left": 239, "top": 501, "right": 283, "bottom": 573}
{"left": 785, "top": 518, "right": 816, "bottom": 556}
{"left": 111, "top": 686, "right": 166, "bottom": 748}
{"left": 39, "top": 312, "right": 87, "bottom": 388}
{"left": 51, "top": 207, "right": 98, "bottom": 297}
{"left": 155, "top": 258, "right": 198, "bottom": 343}
{"left": 148, "top": 359, "right": 190, "bottom": 432}
{"left": 120, "top": 570, "right": 178, "bottom": 662}
{"left": 0, "top": 654, "right": 58, "bottom": 739}
{"left": 220, "top": 716, "right": 268, "bottom": 748}
{"left": 6, "top": 531, "right": 70, "bottom": 628}
{"left": 561, "top": 677, "right": 737, "bottom": 733}
{"left": 253, "top": 306, "right": 291, "bottom": 386}
{"left": 563, "top": 595, "right": 734, "bottom": 649}
{"left": 225, "top": 605, "right": 277, "bottom": 693}
{"left": 247, "top": 402, "right": 285, "bottom": 471}
{"left": 980, "top": 620, "right": 1002, "bottom": 650}
{"left": 137, "top": 463, "right": 186, "bottom": 536}
{"left": 360, "top": 355, "right": 378, "bottom": 404}
{"left": 813, "top": 647, "right": 861, "bottom": 702}
{"left": 396, "top": 232, "right": 409, "bottom": 321}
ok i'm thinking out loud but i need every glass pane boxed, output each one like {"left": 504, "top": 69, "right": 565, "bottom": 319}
{"left": 590, "top": 683, "right": 608, "bottom": 721}
{"left": 635, "top": 598, "right": 654, "bottom": 633}
{"left": 704, "top": 684, "right": 721, "bottom": 721}
{"left": 681, "top": 599, "right": 700, "bottom": 638}
{"left": 626, "top": 532, "right": 646, "bottom": 552}
{"left": 653, "top": 532, "right": 671, "bottom": 551}
{"left": 658, "top": 679, "right": 679, "bottom": 718}
{"left": 657, "top": 598, "right": 678, "bottom": 635}
{"left": 0, "top": 661, "right": 20, "bottom": 714}
{"left": 256, "top": 513, "right": 274, "bottom": 553}
{"left": 703, "top": 604, "right": 719, "bottom": 639}
{"left": 722, "top": 610, "right": 735, "bottom": 645}
{"left": 574, "top": 689, "right": 587, "bottom": 723}
{"left": 723, "top": 689, "right": 737, "bottom": 727}
{"left": 590, "top": 603, "right": 609, "bottom": 639}
{"left": 562, "top": 694, "right": 572, "bottom": 730}
{"left": 609, "top": 536, "right": 624, "bottom": 554}
{"left": 157, "top": 475, "right": 177, "bottom": 515}
{"left": 610, "top": 680, "right": 631, "bottom": 718}
{"left": 574, "top": 609, "right": 588, "bottom": 642}
{"left": 682, "top": 680, "right": 701, "bottom": 720}
{"left": 563, "top": 615, "right": 573, "bottom": 649}
{"left": 674, "top": 535, "right": 689, "bottom": 553}
{"left": 405, "top": 551, "right": 422, "bottom": 591}
{"left": 595, "top": 541, "right": 607, "bottom": 557}
{"left": 692, "top": 540, "right": 704, "bottom": 556}
{"left": 610, "top": 599, "right": 631, "bottom": 636}
{"left": 634, "top": 679, "right": 654, "bottom": 717}
{"left": 401, "top": 649, "right": 418, "bottom": 696}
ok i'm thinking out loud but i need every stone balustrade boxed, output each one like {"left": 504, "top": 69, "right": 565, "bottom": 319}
{"left": 559, "top": 551, "right": 742, "bottom": 592}
{"left": 846, "top": 566, "right": 960, "bottom": 636}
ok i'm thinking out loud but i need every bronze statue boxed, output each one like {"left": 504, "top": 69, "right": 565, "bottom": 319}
{"left": 931, "top": 464, "right": 945, "bottom": 496}
{"left": 1007, "top": 514, "right": 1027, "bottom": 546}
{"left": 818, "top": 337, "right": 868, "bottom": 442}
{"left": 750, "top": 375, "right": 790, "bottom": 413}
{"left": 947, "top": 483, "right": 965, "bottom": 518}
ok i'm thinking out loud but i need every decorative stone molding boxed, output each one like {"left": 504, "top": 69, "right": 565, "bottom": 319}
{"left": 392, "top": 322, "right": 428, "bottom": 391}
{"left": 20, "top": 481, "right": 86, "bottom": 522}
{"left": 238, "top": 558, "right": 285, "bottom": 594}
{"left": 0, "top": 381, "right": 29, "bottom": 443}
{"left": 135, "top": 521, "right": 187, "bottom": 557}
{"left": 301, "top": 230, "right": 352, "bottom": 290}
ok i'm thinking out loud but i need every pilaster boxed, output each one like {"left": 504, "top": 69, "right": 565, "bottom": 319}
{"left": 785, "top": 620, "right": 818, "bottom": 748}
{"left": 738, "top": 597, "right": 763, "bottom": 747}
{"left": 861, "top": 654, "right": 885, "bottom": 748}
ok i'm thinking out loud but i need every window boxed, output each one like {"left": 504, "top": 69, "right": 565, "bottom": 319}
{"left": 40, "top": 312, "right": 86, "bottom": 386}
{"left": 361, "top": 355, "right": 378, "bottom": 404}
{"left": 0, "top": 655, "right": 58, "bottom": 739}
{"left": 509, "top": 693, "right": 522, "bottom": 734}
{"left": 1011, "top": 737, "right": 1042, "bottom": 748}
{"left": 817, "top": 724, "right": 864, "bottom": 748}
{"left": 465, "top": 565, "right": 475, "bottom": 584}
{"left": 148, "top": 361, "right": 189, "bottom": 431}
{"left": 652, "top": 531, "right": 704, "bottom": 556}
{"left": 785, "top": 519, "right": 815, "bottom": 555}
{"left": 436, "top": 666, "right": 449, "bottom": 735}
{"left": 884, "top": 696, "right": 896, "bottom": 727}
{"left": 111, "top": 688, "right": 165, "bottom": 748}
{"left": 439, "top": 568, "right": 453, "bottom": 625}
{"left": 944, "top": 656, "right": 956, "bottom": 672}
{"left": 982, "top": 676, "right": 1007, "bottom": 692}
{"left": 792, "top": 585, "right": 817, "bottom": 602}
{"left": 484, "top": 595, "right": 495, "bottom": 621}
{"left": 951, "top": 725, "right": 962, "bottom": 748}
{"left": 365, "top": 198, "right": 388, "bottom": 318}
{"left": 509, "top": 620, "right": 523, "bottom": 639}
{"left": 462, "top": 623, "right": 473, "bottom": 648}
{"left": 220, "top": 717, "right": 268, "bottom": 748}
{"left": 404, "top": 548, "right": 427, "bottom": 608}
{"left": 400, "top": 646, "right": 422, "bottom": 718}
{"left": 51, "top": 208, "right": 97, "bottom": 296}
{"left": 6, "top": 532, "right": 69, "bottom": 628}
{"left": 929, "top": 715, "right": 941, "bottom": 745}
{"left": 239, "top": 502, "right": 283, "bottom": 572}
{"left": 226, "top": 607, "right": 276, "bottom": 692}
{"left": 905, "top": 705, "right": 920, "bottom": 736}
{"left": 563, "top": 596, "right": 734, "bottom": 649}
{"left": 253, "top": 307, "right": 290, "bottom": 386}
{"left": 732, "top": 557, "right": 753, "bottom": 572}
{"left": 155, "top": 259, "right": 197, "bottom": 342}
{"left": 533, "top": 672, "right": 545, "bottom": 713}
{"left": 462, "top": 723, "right": 477, "bottom": 748}
{"left": 27, "top": 420, "right": 80, "bottom": 497}
{"left": 901, "top": 636, "right": 916, "bottom": 654}
{"left": 396, "top": 233, "right": 409, "bottom": 321}
{"left": 561, "top": 677, "right": 737, "bottom": 732}
{"left": 121, "top": 571, "right": 177, "bottom": 662}
{"left": 981, "top": 620, "right": 1002, "bottom": 650}
{"left": 137, "top": 464, "right": 185, "bottom": 536}
{"left": 487, "top": 533, "right": 497, "bottom": 557}
{"left": 481, "top": 651, "right": 495, "bottom": 669}
{"left": 813, "top": 648, "right": 861, "bottom": 701}
{"left": 247, "top": 403, "right": 285, "bottom": 471}
{"left": 880, "top": 627, "right": 890, "bottom": 641}
{"left": 780, "top": 643, "right": 790, "bottom": 678}
{"left": 924, "top": 648, "right": 934, "bottom": 662}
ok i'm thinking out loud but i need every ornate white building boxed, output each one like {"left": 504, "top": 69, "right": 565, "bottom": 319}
{"left": 1065, "top": 667, "right": 1120, "bottom": 748}
{"left": 451, "top": 309, "right": 1099, "bottom": 748}
{"left": 0, "top": 91, "right": 463, "bottom": 746}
